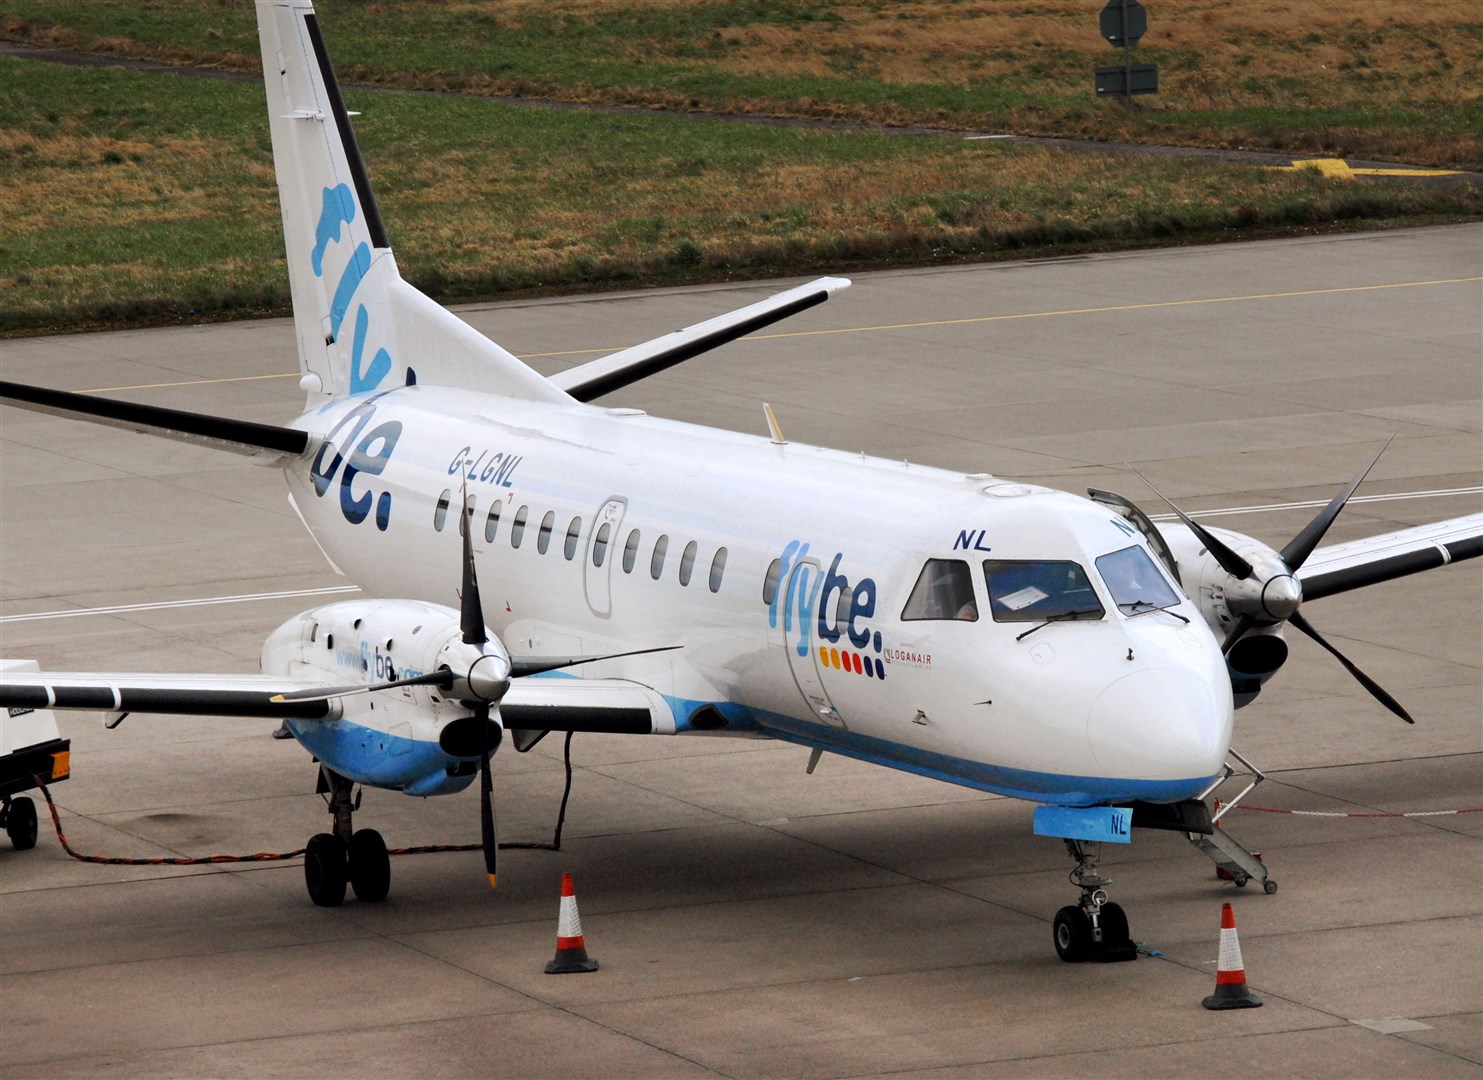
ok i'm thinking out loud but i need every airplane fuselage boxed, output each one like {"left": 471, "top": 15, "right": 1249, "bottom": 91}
{"left": 278, "top": 385, "right": 1235, "bottom": 806}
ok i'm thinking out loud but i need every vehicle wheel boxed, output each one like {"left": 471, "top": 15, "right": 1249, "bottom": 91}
{"left": 1263, "top": 879, "right": 1278, "bottom": 895}
{"left": 6, "top": 797, "right": 38, "bottom": 851}
{"left": 349, "top": 828, "right": 391, "bottom": 902}
{"left": 1233, "top": 873, "right": 1249, "bottom": 888}
{"left": 1053, "top": 905, "right": 1093, "bottom": 963}
{"left": 1098, "top": 901, "right": 1130, "bottom": 945}
{"left": 304, "top": 832, "right": 347, "bottom": 907}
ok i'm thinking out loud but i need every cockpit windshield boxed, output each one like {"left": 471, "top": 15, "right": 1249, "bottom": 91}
{"left": 1095, "top": 545, "right": 1182, "bottom": 616}
{"left": 902, "top": 558, "right": 979, "bottom": 621}
{"left": 981, "top": 560, "right": 1104, "bottom": 623}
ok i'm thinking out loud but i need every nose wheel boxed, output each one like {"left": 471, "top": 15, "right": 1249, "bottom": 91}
{"left": 1054, "top": 840, "right": 1137, "bottom": 963}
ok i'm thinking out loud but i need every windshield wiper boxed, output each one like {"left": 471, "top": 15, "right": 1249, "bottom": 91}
{"left": 1120, "top": 598, "right": 1189, "bottom": 623}
{"left": 1016, "top": 610, "right": 1095, "bottom": 641}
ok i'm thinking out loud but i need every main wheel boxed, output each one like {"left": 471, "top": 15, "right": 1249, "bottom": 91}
{"left": 6, "top": 796, "right": 38, "bottom": 851}
{"left": 1053, "top": 905, "right": 1093, "bottom": 962}
{"left": 349, "top": 828, "right": 391, "bottom": 902}
{"left": 1097, "top": 901, "right": 1130, "bottom": 945}
{"left": 304, "top": 832, "right": 347, "bottom": 907}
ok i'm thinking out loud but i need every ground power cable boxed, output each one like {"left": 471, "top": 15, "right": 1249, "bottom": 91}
{"left": 29, "top": 731, "right": 577, "bottom": 866}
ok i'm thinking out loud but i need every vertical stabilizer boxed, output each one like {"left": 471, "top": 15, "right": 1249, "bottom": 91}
{"left": 256, "top": 0, "right": 569, "bottom": 406}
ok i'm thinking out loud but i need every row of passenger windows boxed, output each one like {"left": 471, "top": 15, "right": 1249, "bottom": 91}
{"left": 432, "top": 490, "right": 727, "bottom": 593}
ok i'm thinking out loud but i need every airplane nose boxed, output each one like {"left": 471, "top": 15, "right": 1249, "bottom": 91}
{"left": 1086, "top": 667, "right": 1230, "bottom": 783}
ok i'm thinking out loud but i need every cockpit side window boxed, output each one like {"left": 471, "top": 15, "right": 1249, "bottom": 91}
{"left": 1095, "top": 545, "right": 1181, "bottom": 615}
{"left": 902, "top": 559, "right": 979, "bottom": 621}
{"left": 982, "top": 560, "right": 1104, "bottom": 623}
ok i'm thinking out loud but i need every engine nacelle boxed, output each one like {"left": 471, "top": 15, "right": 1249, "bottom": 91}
{"left": 260, "top": 599, "right": 508, "bottom": 792}
{"left": 1158, "top": 523, "right": 1292, "bottom": 706}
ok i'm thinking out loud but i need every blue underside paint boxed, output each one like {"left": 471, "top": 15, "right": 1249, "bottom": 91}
{"left": 288, "top": 695, "right": 1211, "bottom": 808}
{"left": 288, "top": 719, "right": 474, "bottom": 797}
{"left": 747, "top": 709, "right": 1214, "bottom": 807}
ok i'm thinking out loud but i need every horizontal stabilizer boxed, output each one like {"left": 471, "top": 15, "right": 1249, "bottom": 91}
{"left": 551, "top": 277, "right": 850, "bottom": 402}
{"left": 1297, "top": 513, "right": 1483, "bottom": 601}
{"left": 0, "top": 380, "right": 310, "bottom": 459}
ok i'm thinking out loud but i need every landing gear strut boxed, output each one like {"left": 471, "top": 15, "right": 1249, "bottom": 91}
{"left": 1053, "top": 839, "right": 1137, "bottom": 963}
{"left": 305, "top": 765, "right": 390, "bottom": 907}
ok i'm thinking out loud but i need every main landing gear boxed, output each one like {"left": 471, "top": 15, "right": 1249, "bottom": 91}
{"left": 305, "top": 765, "right": 390, "bottom": 907}
{"left": 1053, "top": 839, "right": 1138, "bottom": 963}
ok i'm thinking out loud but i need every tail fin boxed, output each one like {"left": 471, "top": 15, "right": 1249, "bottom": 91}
{"left": 256, "top": 0, "right": 567, "bottom": 406}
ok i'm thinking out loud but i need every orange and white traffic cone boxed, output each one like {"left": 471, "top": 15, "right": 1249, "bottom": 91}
{"left": 544, "top": 872, "right": 599, "bottom": 974}
{"left": 1202, "top": 902, "right": 1262, "bottom": 1009}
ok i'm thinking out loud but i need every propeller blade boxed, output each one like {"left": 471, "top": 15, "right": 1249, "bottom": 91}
{"left": 477, "top": 704, "right": 498, "bottom": 887}
{"left": 1289, "top": 610, "right": 1414, "bottom": 724}
{"left": 1280, "top": 439, "right": 1391, "bottom": 571}
{"left": 1221, "top": 613, "right": 1255, "bottom": 655}
{"left": 271, "top": 669, "right": 451, "bottom": 703}
{"left": 510, "top": 644, "right": 682, "bottom": 678}
{"left": 1127, "top": 465, "right": 1254, "bottom": 580}
{"left": 459, "top": 483, "right": 488, "bottom": 647}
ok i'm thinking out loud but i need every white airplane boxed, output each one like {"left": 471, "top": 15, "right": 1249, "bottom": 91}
{"left": 1, "top": 0, "right": 1478, "bottom": 963}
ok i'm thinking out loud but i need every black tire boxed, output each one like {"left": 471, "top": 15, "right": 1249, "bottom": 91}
{"left": 1098, "top": 901, "right": 1130, "bottom": 947}
{"left": 6, "top": 796, "right": 38, "bottom": 851}
{"left": 349, "top": 828, "right": 391, "bottom": 902}
{"left": 1053, "top": 905, "right": 1093, "bottom": 963}
{"left": 304, "top": 832, "right": 347, "bottom": 907}
{"left": 1263, "top": 879, "right": 1278, "bottom": 895}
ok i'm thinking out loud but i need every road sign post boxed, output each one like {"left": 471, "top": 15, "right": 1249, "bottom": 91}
{"left": 1095, "top": 0, "right": 1157, "bottom": 99}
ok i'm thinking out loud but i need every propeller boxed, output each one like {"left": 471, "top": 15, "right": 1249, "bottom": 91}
{"left": 455, "top": 485, "right": 509, "bottom": 889}
{"left": 271, "top": 669, "right": 452, "bottom": 704}
{"left": 1140, "top": 443, "right": 1412, "bottom": 723}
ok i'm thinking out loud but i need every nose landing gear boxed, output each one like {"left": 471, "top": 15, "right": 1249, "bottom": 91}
{"left": 1053, "top": 839, "right": 1137, "bottom": 963}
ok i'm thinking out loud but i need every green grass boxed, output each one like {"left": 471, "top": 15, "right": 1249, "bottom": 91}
{"left": 3, "top": 55, "right": 1479, "bottom": 336}
{"left": 4, "top": 0, "right": 1481, "bottom": 167}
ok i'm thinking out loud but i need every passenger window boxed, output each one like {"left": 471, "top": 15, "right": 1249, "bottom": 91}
{"left": 537, "top": 510, "right": 556, "bottom": 554}
{"left": 983, "top": 560, "right": 1104, "bottom": 623}
{"left": 902, "top": 559, "right": 978, "bottom": 621}
{"left": 433, "top": 490, "right": 452, "bottom": 532}
{"left": 650, "top": 534, "right": 669, "bottom": 580}
{"left": 564, "top": 517, "right": 581, "bottom": 560}
{"left": 762, "top": 557, "right": 782, "bottom": 604}
{"left": 678, "top": 540, "right": 698, "bottom": 586}
{"left": 593, "top": 523, "right": 611, "bottom": 567}
{"left": 709, "top": 547, "right": 727, "bottom": 593}
{"left": 485, "top": 501, "right": 501, "bottom": 543}
{"left": 622, "top": 529, "right": 641, "bottom": 573}
{"left": 510, "top": 505, "right": 529, "bottom": 549}
{"left": 836, "top": 584, "right": 853, "bottom": 626}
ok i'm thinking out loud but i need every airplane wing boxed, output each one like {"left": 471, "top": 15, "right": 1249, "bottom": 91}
{"left": 0, "top": 671, "right": 340, "bottom": 720}
{"left": 0, "top": 669, "right": 674, "bottom": 734}
{"left": 1297, "top": 513, "right": 1483, "bottom": 602}
{"left": 549, "top": 276, "right": 850, "bottom": 402}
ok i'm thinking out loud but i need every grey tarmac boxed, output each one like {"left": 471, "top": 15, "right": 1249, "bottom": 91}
{"left": 0, "top": 224, "right": 1479, "bottom": 1078}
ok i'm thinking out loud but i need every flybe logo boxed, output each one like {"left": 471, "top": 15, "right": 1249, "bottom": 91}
{"left": 311, "top": 394, "right": 402, "bottom": 530}
{"left": 768, "top": 540, "right": 887, "bottom": 680}
{"left": 313, "top": 184, "right": 392, "bottom": 394}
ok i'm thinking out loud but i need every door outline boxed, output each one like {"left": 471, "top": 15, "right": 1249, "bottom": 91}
{"left": 584, "top": 496, "right": 628, "bottom": 618}
{"left": 782, "top": 560, "right": 845, "bottom": 728}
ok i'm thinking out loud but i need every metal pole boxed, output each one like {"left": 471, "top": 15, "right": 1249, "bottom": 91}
{"left": 1121, "top": 0, "right": 1132, "bottom": 100}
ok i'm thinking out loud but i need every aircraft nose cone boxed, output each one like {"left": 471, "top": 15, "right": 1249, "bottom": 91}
{"left": 1086, "top": 667, "right": 1230, "bottom": 785}
{"left": 1261, "top": 573, "right": 1302, "bottom": 621}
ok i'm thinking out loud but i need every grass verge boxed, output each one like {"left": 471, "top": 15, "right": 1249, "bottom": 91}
{"left": 2, "top": 57, "right": 1480, "bottom": 336}
{"left": 3, "top": 0, "right": 1481, "bottom": 168}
